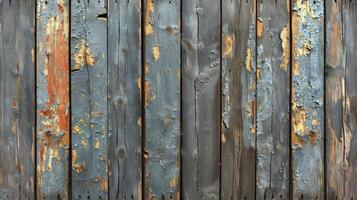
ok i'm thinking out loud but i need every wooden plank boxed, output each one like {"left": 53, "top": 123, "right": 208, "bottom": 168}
{"left": 291, "top": 0, "right": 324, "bottom": 199}
{"left": 70, "top": 0, "right": 108, "bottom": 199}
{"left": 256, "top": 1, "right": 290, "bottom": 199}
{"left": 220, "top": 0, "right": 256, "bottom": 199}
{"left": 0, "top": 0, "right": 35, "bottom": 199}
{"left": 326, "top": 1, "right": 357, "bottom": 199}
{"left": 108, "top": 0, "right": 142, "bottom": 199}
{"left": 36, "top": 0, "right": 70, "bottom": 199}
{"left": 143, "top": 0, "right": 180, "bottom": 199}
{"left": 182, "top": 0, "right": 220, "bottom": 199}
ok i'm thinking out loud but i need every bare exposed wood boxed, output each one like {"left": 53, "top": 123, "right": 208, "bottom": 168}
{"left": 221, "top": 0, "right": 256, "bottom": 199}
{"left": 291, "top": 0, "right": 324, "bottom": 198}
{"left": 71, "top": 0, "right": 108, "bottom": 199}
{"left": 143, "top": 0, "right": 180, "bottom": 199}
{"left": 256, "top": 1, "right": 290, "bottom": 199}
{"left": 182, "top": 0, "right": 221, "bottom": 199}
{"left": 108, "top": 0, "right": 142, "bottom": 199}
{"left": 0, "top": 0, "right": 35, "bottom": 199}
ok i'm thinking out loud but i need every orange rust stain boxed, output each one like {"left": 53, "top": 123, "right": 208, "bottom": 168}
{"left": 72, "top": 150, "right": 86, "bottom": 174}
{"left": 292, "top": 132, "right": 304, "bottom": 148}
{"left": 257, "top": 18, "right": 264, "bottom": 38}
{"left": 329, "top": 6, "right": 342, "bottom": 67}
{"left": 101, "top": 178, "right": 108, "bottom": 191}
{"left": 222, "top": 34, "right": 234, "bottom": 58}
{"left": 145, "top": 0, "right": 154, "bottom": 36}
{"left": 309, "top": 131, "right": 318, "bottom": 144}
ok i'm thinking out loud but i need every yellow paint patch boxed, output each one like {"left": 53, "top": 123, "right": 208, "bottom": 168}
{"left": 95, "top": 139, "right": 100, "bottom": 149}
{"left": 280, "top": 26, "right": 289, "bottom": 71}
{"left": 223, "top": 34, "right": 234, "bottom": 58}
{"left": 296, "top": 40, "right": 312, "bottom": 57}
{"left": 246, "top": 48, "right": 252, "bottom": 71}
{"left": 81, "top": 139, "right": 88, "bottom": 149}
{"left": 152, "top": 46, "right": 160, "bottom": 61}
{"left": 73, "top": 40, "right": 96, "bottom": 70}
{"left": 256, "top": 68, "right": 261, "bottom": 80}
{"left": 145, "top": 0, "right": 154, "bottom": 36}
{"left": 257, "top": 18, "right": 264, "bottom": 38}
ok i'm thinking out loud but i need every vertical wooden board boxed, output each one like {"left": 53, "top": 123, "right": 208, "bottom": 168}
{"left": 0, "top": 0, "right": 35, "bottom": 199}
{"left": 325, "top": 0, "right": 344, "bottom": 199}
{"left": 108, "top": 0, "right": 142, "bottom": 199}
{"left": 36, "top": 0, "right": 70, "bottom": 198}
{"left": 71, "top": 0, "right": 108, "bottom": 199}
{"left": 256, "top": 1, "right": 290, "bottom": 199}
{"left": 182, "top": 0, "right": 220, "bottom": 199}
{"left": 143, "top": 0, "right": 180, "bottom": 199}
{"left": 291, "top": 0, "right": 324, "bottom": 199}
{"left": 221, "top": 0, "right": 256, "bottom": 199}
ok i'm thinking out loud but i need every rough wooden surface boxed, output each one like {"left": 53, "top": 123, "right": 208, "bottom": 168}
{"left": 108, "top": 0, "right": 142, "bottom": 199}
{"left": 143, "top": 0, "right": 180, "bottom": 199}
{"left": 182, "top": 0, "right": 221, "bottom": 199}
{"left": 71, "top": 0, "right": 108, "bottom": 199}
{"left": 0, "top": 0, "right": 35, "bottom": 199}
{"left": 256, "top": 1, "right": 290, "bottom": 199}
{"left": 291, "top": 0, "right": 324, "bottom": 199}
{"left": 221, "top": 0, "right": 256, "bottom": 199}
{"left": 326, "top": 1, "right": 357, "bottom": 199}
{"left": 36, "top": 0, "right": 70, "bottom": 199}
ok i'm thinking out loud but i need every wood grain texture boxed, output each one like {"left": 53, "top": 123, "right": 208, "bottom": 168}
{"left": 143, "top": 0, "right": 180, "bottom": 199}
{"left": 256, "top": 1, "right": 290, "bottom": 199}
{"left": 0, "top": 0, "right": 35, "bottom": 199}
{"left": 108, "top": 0, "right": 142, "bottom": 199}
{"left": 221, "top": 0, "right": 256, "bottom": 199}
{"left": 326, "top": 1, "right": 357, "bottom": 199}
{"left": 291, "top": 0, "right": 324, "bottom": 199}
{"left": 71, "top": 0, "right": 108, "bottom": 199}
{"left": 36, "top": 0, "right": 70, "bottom": 199}
{"left": 182, "top": 0, "right": 220, "bottom": 199}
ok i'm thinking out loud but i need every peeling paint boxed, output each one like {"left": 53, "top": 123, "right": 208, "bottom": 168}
{"left": 73, "top": 40, "right": 96, "bottom": 70}
{"left": 72, "top": 150, "right": 86, "bottom": 174}
{"left": 257, "top": 18, "right": 264, "bottom": 38}
{"left": 280, "top": 26, "right": 289, "bottom": 71}
{"left": 152, "top": 46, "right": 160, "bottom": 61}
{"left": 246, "top": 48, "right": 252, "bottom": 71}
{"left": 222, "top": 34, "right": 234, "bottom": 58}
{"left": 145, "top": 0, "right": 154, "bottom": 36}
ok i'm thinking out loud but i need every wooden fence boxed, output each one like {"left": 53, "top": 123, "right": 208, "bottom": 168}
{"left": 0, "top": 0, "right": 356, "bottom": 199}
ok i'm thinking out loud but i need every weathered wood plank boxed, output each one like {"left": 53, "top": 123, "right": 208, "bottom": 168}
{"left": 71, "top": 0, "right": 108, "bottom": 199}
{"left": 326, "top": 1, "right": 357, "bottom": 199}
{"left": 0, "top": 0, "right": 35, "bottom": 199}
{"left": 108, "top": 0, "right": 142, "bottom": 199}
{"left": 143, "top": 0, "right": 180, "bottom": 199}
{"left": 291, "top": 0, "right": 324, "bottom": 199}
{"left": 36, "top": 0, "right": 70, "bottom": 198}
{"left": 256, "top": 1, "right": 290, "bottom": 199}
{"left": 221, "top": 0, "right": 256, "bottom": 199}
{"left": 182, "top": 0, "right": 220, "bottom": 199}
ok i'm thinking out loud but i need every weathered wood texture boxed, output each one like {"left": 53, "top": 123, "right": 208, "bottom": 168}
{"left": 326, "top": 0, "right": 357, "bottom": 199}
{"left": 256, "top": 1, "right": 290, "bottom": 199}
{"left": 291, "top": 0, "right": 324, "bottom": 199}
{"left": 143, "top": 0, "right": 180, "bottom": 199}
{"left": 108, "top": 0, "right": 142, "bottom": 199}
{"left": 36, "top": 0, "right": 70, "bottom": 199}
{"left": 71, "top": 0, "right": 108, "bottom": 199}
{"left": 0, "top": 0, "right": 35, "bottom": 199}
{"left": 182, "top": 0, "right": 221, "bottom": 199}
{"left": 221, "top": 0, "right": 256, "bottom": 199}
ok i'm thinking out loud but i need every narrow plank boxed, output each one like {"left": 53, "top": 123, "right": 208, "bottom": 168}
{"left": 221, "top": 0, "right": 256, "bottom": 199}
{"left": 291, "top": 0, "right": 324, "bottom": 199}
{"left": 143, "top": 0, "right": 180, "bottom": 199}
{"left": 36, "top": 0, "right": 70, "bottom": 198}
{"left": 327, "top": 1, "right": 357, "bottom": 199}
{"left": 325, "top": 0, "right": 344, "bottom": 199}
{"left": 0, "top": 0, "right": 35, "bottom": 199}
{"left": 256, "top": 1, "right": 290, "bottom": 199}
{"left": 182, "top": 0, "right": 221, "bottom": 199}
{"left": 71, "top": 0, "right": 108, "bottom": 199}
{"left": 108, "top": 0, "right": 142, "bottom": 199}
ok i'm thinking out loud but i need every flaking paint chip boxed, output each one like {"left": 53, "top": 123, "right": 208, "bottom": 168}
{"left": 152, "top": 46, "right": 160, "bottom": 61}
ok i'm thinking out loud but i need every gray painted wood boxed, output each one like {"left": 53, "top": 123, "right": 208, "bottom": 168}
{"left": 256, "top": 1, "right": 290, "bottom": 199}
{"left": 182, "top": 0, "right": 220, "bottom": 199}
{"left": 71, "top": 0, "right": 108, "bottom": 199}
{"left": 143, "top": 0, "right": 180, "bottom": 199}
{"left": 108, "top": 0, "right": 142, "bottom": 199}
{"left": 36, "top": 0, "right": 70, "bottom": 199}
{"left": 221, "top": 0, "right": 256, "bottom": 199}
{"left": 0, "top": 0, "right": 35, "bottom": 199}
{"left": 291, "top": 0, "right": 324, "bottom": 199}
{"left": 326, "top": 1, "right": 357, "bottom": 199}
